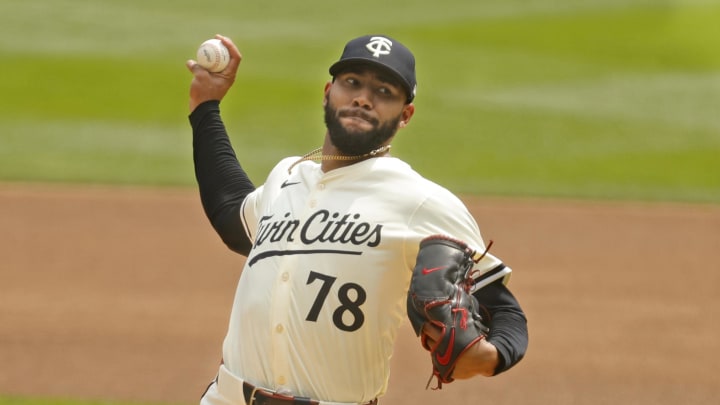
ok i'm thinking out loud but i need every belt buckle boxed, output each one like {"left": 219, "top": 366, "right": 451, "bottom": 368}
{"left": 247, "top": 385, "right": 259, "bottom": 405}
{"left": 247, "top": 384, "right": 299, "bottom": 405}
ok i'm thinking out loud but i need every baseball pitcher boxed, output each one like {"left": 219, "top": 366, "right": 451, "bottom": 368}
{"left": 186, "top": 34, "right": 528, "bottom": 405}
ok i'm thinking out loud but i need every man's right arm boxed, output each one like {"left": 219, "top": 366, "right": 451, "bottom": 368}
{"left": 189, "top": 100, "right": 255, "bottom": 256}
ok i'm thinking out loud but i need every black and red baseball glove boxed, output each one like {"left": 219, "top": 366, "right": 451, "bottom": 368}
{"left": 406, "top": 235, "right": 491, "bottom": 389}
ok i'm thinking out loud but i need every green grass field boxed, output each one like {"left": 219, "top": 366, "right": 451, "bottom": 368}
{"left": 1, "top": 0, "right": 718, "bottom": 203}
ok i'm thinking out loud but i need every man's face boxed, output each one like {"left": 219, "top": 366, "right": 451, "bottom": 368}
{"left": 324, "top": 67, "right": 413, "bottom": 156}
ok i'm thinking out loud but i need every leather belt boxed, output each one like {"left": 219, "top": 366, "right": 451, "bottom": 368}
{"left": 242, "top": 380, "right": 378, "bottom": 405}
{"left": 215, "top": 363, "right": 377, "bottom": 405}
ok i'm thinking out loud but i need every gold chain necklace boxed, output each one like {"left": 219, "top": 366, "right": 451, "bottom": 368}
{"left": 287, "top": 144, "right": 391, "bottom": 174}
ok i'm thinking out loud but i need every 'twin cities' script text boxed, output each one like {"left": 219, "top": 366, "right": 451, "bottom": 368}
{"left": 255, "top": 210, "right": 383, "bottom": 248}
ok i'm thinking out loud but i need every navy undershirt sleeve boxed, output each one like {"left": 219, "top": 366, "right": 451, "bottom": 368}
{"left": 474, "top": 279, "right": 529, "bottom": 375}
{"left": 189, "top": 100, "right": 256, "bottom": 256}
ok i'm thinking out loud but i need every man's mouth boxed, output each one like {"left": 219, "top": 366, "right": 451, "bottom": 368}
{"left": 343, "top": 116, "right": 370, "bottom": 126}
{"left": 339, "top": 109, "right": 376, "bottom": 125}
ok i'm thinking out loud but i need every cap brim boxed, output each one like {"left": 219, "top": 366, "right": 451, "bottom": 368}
{"left": 329, "top": 58, "right": 414, "bottom": 102}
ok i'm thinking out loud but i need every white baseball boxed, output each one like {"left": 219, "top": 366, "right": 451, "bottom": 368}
{"left": 196, "top": 39, "right": 230, "bottom": 73}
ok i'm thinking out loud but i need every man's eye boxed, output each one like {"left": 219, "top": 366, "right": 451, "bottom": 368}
{"left": 377, "top": 86, "right": 398, "bottom": 97}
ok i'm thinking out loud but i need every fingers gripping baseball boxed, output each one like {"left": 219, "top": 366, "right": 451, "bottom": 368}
{"left": 187, "top": 35, "right": 242, "bottom": 112}
{"left": 406, "top": 235, "right": 490, "bottom": 389}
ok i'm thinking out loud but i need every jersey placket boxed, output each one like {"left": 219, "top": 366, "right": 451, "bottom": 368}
{"left": 269, "top": 252, "right": 293, "bottom": 389}
{"left": 269, "top": 175, "right": 328, "bottom": 390}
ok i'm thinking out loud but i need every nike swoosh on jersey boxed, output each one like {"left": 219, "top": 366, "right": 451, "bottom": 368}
{"left": 422, "top": 266, "right": 446, "bottom": 275}
{"left": 435, "top": 329, "right": 455, "bottom": 366}
{"left": 281, "top": 180, "right": 301, "bottom": 188}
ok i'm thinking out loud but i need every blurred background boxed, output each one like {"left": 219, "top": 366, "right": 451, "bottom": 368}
{"left": 0, "top": 0, "right": 718, "bottom": 201}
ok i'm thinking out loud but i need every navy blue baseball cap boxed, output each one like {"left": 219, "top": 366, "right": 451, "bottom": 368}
{"left": 329, "top": 35, "right": 417, "bottom": 103}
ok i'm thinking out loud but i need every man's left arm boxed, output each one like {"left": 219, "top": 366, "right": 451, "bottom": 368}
{"left": 470, "top": 279, "right": 528, "bottom": 376}
{"left": 420, "top": 278, "right": 527, "bottom": 379}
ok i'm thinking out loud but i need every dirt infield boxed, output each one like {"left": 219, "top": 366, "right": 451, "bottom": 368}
{"left": 1, "top": 183, "right": 719, "bottom": 405}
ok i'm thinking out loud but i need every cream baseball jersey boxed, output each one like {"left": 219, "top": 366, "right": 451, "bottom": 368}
{"left": 223, "top": 156, "right": 511, "bottom": 402}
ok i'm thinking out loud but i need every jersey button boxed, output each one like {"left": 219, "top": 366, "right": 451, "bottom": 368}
{"left": 275, "top": 324, "right": 284, "bottom": 333}
{"left": 277, "top": 376, "right": 287, "bottom": 385}
{"left": 318, "top": 183, "right": 325, "bottom": 190}
{"left": 309, "top": 199, "right": 317, "bottom": 208}
{"left": 281, "top": 272, "right": 289, "bottom": 282}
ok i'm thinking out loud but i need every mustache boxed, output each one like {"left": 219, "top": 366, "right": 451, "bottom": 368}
{"left": 338, "top": 108, "right": 378, "bottom": 125}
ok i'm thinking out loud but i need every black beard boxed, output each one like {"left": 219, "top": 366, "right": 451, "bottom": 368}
{"left": 324, "top": 103, "right": 400, "bottom": 156}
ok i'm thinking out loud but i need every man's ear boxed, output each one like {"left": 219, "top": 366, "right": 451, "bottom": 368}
{"left": 323, "top": 82, "right": 332, "bottom": 106}
{"left": 399, "top": 103, "right": 415, "bottom": 128}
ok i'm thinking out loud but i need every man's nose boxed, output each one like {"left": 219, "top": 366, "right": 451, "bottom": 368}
{"left": 351, "top": 87, "right": 373, "bottom": 109}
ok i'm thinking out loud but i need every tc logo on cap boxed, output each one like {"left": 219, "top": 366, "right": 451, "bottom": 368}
{"left": 365, "top": 36, "right": 393, "bottom": 58}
